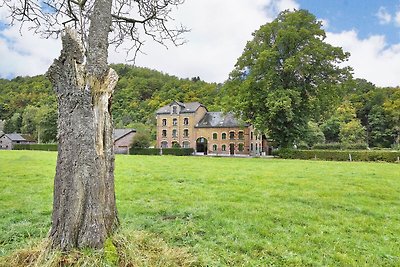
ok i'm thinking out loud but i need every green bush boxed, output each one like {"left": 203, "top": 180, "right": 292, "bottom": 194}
{"left": 312, "top": 143, "right": 342, "bottom": 150}
{"left": 129, "top": 148, "right": 161, "bottom": 155}
{"left": 312, "top": 142, "right": 368, "bottom": 150}
{"left": 341, "top": 143, "right": 369, "bottom": 150}
{"left": 13, "top": 144, "right": 58, "bottom": 151}
{"left": 162, "top": 148, "right": 194, "bottom": 156}
{"left": 274, "top": 149, "right": 400, "bottom": 163}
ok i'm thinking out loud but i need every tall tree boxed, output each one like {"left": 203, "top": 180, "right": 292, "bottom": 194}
{"left": 223, "top": 9, "right": 351, "bottom": 147}
{"left": 2, "top": 0, "right": 187, "bottom": 250}
{"left": 3, "top": 112, "right": 22, "bottom": 133}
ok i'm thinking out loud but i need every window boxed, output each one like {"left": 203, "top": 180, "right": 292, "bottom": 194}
{"left": 238, "top": 131, "right": 244, "bottom": 140}
{"left": 238, "top": 143, "right": 244, "bottom": 152}
{"left": 172, "top": 129, "right": 177, "bottom": 138}
{"left": 251, "top": 132, "right": 253, "bottom": 140}
{"left": 182, "top": 141, "right": 190, "bottom": 148}
{"left": 161, "top": 141, "right": 168, "bottom": 148}
{"left": 183, "top": 118, "right": 189, "bottom": 125}
{"left": 213, "top": 144, "right": 217, "bottom": 151}
{"left": 222, "top": 133, "right": 227, "bottom": 140}
{"left": 172, "top": 106, "right": 178, "bottom": 114}
{"left": 213, "top": 133, "right": 217, "bottom": 140}
{"left": 256, "top": 143, "right": 258, "bottom": 151}
{"left": 222, "top": 144, "right": 226, "bottom": 151}
{"left": 162, "top": 130, "right": 167, "bottom": 137}
{"left": 229, "top": 131, "right": 235, "bottom": 140}
{"left": 172, "top": 141, "right": 180, "bottom": 148}
{"left": 162, "top": 119, "right": 167, "bottom": 126}
{"left": 183, "top": 129, "right": 189, "bottom": 137}
{"left": 251, "top": 143, "right": 254, "bottom": 151}
{"left": 173, "top": 118, "right": 177, "bottom": 126}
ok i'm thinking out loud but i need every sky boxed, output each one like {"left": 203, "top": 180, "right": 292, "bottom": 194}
{"left": 0, "top": 0, "right": 400, "bottom": 87}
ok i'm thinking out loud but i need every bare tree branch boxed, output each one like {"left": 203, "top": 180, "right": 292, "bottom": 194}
{"left": 1, "top": 0, "right": 189, "bottom": 60}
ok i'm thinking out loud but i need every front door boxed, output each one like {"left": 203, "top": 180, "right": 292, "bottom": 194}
{"left": 230, "top": 143, "right": 235, "bottom": 155}
{"left": 196, "top": 137, "right": 208, "bottom": 155}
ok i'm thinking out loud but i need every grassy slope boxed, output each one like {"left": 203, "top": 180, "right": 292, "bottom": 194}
{"left": 0, "top": 151, "right": 399, "bottom": 266}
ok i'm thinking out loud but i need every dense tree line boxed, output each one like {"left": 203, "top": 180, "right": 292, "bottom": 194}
{"left": 0, "top": 76, "right": 57, "bottom": 142}
{"left": 0, "top": 65, "right": 398, "bottom": 148}
{"left": 0, "top": 65, "right": 222, "bottom": 141}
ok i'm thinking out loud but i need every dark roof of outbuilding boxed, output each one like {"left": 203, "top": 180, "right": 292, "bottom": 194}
{"left": 156, "top": 101, "right": 206, "bottom": 114}
{"left": 3, "top": 133, "right": 28, "bottom": 141}
{"left": 195, "top": 112, "right": 249, "bottom": 128}
{"left": 113, "top": 129, "right": 136, "bottom": 141}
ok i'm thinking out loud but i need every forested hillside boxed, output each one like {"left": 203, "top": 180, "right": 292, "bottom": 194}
{"left": 0, "top": 64, "right": 398, "bottom": 148}
{"left": 111, "top": 64, "right": 222, "bottom": 127}
{"left": 0, "top": 64, "right": 222, "bottom": 142}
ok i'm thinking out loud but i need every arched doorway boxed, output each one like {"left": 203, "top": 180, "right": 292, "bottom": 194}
{"left": 229, "top": 143, "right": 235, "bottom": 155}
{"left": 196, "top": 137, "right": 208, "bottom": 155}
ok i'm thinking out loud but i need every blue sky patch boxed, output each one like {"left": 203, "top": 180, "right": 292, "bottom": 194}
{"left": 297, "top": 0, "right": 400, "bottom": 45}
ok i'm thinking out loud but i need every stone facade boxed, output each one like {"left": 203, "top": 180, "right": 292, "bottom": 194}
{"left": 156, "top": 101, "right": 265, "bottom": 156}
{"left": 0, "top": 133, "right": 36, "bottom": 150}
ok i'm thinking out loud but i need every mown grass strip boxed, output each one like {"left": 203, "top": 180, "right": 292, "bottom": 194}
{"left": 0, "top": 151, "right": 399, "bottom": 266}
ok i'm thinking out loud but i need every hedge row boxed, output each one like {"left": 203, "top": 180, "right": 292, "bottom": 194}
{"left": 311, "top": 143, "right": 368, "bottom": 150}
{"left": 13, "top": 144, "right": 58, "bottom": 151}
{"left": 273, "top": 149, "right": 400, "bottom": 163}
{"left": 129, "top": 148, "right": 194, "bottom": 156}
{"left": 162, "top": 148, "right": 194, "bottom": 156}
{"left": 129, "top": 148, "right": 160, "bottom": 155}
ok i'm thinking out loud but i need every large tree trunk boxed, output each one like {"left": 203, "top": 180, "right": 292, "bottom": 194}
{"left": 47, "top": 26, "right": 119, "bottom": 251}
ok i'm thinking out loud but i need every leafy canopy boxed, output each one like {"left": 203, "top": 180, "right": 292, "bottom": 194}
{"left": 223, "top": 9, "right": 351, "bottom": 147}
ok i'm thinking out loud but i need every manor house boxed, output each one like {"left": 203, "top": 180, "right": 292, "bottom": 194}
{"left": 156, "top": 101, "right": 268, "bottom": 156}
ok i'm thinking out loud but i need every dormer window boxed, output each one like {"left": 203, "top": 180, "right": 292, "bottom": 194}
{"left": 172, "top": 106, "right": 178, "bottom": 114}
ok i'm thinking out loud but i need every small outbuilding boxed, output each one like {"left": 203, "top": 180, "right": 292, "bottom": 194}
{"left": 113, "top": 129, "right": 136, "bottom": 154}
{"left": 0, "top": 133, "right": 36, "bottom": 150}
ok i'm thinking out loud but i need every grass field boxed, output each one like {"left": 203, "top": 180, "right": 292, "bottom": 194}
{"left": 0, "top": 150, "right": 399, "bottom": 266}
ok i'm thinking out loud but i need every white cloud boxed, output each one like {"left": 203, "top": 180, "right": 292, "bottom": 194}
{"left": 110, "top": 0, "right": 299, "bottom": 82}
{"left": 319, "top": 18, "right": 330, "bottom": 29}
{"left": 1, "top": 0, "right": 298, "bottom": 82}
{"left": 0, "top": 26, "right": 60, "bottom": 78}
{"left": 1, "top": 0, "right": 400, "bottom": 88}
{"left": 376, "top": 7, "right": 392, "bottom": 25}
{"left": 395, "top": 10, "right": 400, "bottom": 26}
{"left": 326, "top": 30, "right": 400, "bottom": 87}
{"left": 276, "top": 0, "right": 300, "bottom": 11}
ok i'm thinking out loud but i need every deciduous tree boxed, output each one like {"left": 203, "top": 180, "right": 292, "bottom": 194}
{"left": 223, "top": 9, "right": 351, "bottom": 147}
{"left": 1, "top": 0, "right": 187, "bottom": 251}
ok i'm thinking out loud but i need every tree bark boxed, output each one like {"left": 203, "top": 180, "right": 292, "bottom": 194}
{"left": 47, "top": 27, "right": 119, "bottom": 251}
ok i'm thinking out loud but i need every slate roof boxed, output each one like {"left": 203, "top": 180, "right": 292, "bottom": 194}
{"left": 195, "top": 112, "right": 249, "bottom": 128}
{"left": 113, "top": 129, "right": 136, "bottom": 141}
{"left": 3, "top": 133, "right": 29, "bottom": 142}
{"left": 156, "top": 101, "right": 206, "bottom": 114}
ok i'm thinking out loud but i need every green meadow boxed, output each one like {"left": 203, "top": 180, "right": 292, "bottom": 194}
{"left": 0, "top": 150, "right": 399, "bottom": 266}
